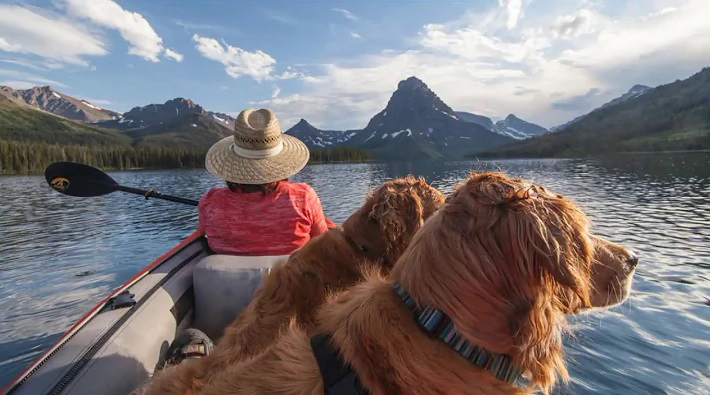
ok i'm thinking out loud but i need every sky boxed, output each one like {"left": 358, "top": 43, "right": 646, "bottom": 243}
{"left": 0, "top": 0, "right": 708, "bottom": 130}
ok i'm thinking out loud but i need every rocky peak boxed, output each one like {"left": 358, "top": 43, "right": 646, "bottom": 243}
{"left": 504, "top": 114, "right": 521, "bottom": 121}
{"left": 629, "top": 84, "right": 651, "bottom": 94}
{"left": 294, "top": 118, "right": 311, "bottom": 128}
{"left": 124, "top": 97, "right": 205, "bottom": 121}
{"left": 396, "top": 76, "right": 427, "bottom": 91}
{"left": 384, "top": 76, "right": 454, "bottom": 116}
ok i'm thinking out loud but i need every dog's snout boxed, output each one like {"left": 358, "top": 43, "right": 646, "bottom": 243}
{"left": 626, "top": 252, "right": 639, "bottom": 268}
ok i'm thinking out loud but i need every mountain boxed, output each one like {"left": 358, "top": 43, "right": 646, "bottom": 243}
{"left": 0, "top": 85, "right": 119, "bottom": 123}
{"left": 284, "top": 77, "right": 512, "bottom": 159}
{"left": 456, "top": 111, "right": 549, "bottom": 140}
{"left": 0, "top": 94, "right": 129, "bottom": 147}
{"left": 480, "top": 68, "right": 710, "bottom": 158}
{"left": 285, "top": 119, "right": 358, "bottom": 147}
{"left": 97, "top": 98, "right": 232, "bottom": 149}
{"left": 493, "top": 114, "right": 549, "bottom": 139}
{"left": 454, "top": 111, "right": 494, "bottom": 131}
{"left": 0, "top": 87, "right": 35, "bottom": 109}
{"left": 553, "top": 84, "right": 652, "bottom": 132}
{"left": 207, "top": 111, "right": 235, "bottom": 129}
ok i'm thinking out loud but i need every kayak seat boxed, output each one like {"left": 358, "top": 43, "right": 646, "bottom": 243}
{"left": 192, "top": 254, "right": 288, "bottom": 340}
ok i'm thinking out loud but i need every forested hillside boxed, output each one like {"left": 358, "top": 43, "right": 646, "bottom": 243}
{"left": 479, "top": 68, "right": 710, "bottom": 158}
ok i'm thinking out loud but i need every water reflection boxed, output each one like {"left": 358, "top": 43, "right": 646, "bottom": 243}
{"left": 0, "top": 152, "right": 708, "bottom": 394}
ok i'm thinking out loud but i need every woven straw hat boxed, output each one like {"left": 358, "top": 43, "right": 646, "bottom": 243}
{"left": 205, "top": 109, "right": 309, "bottom": 184}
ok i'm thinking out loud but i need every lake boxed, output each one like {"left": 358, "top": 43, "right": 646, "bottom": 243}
{"left": 1, "top": 153, "right": 709, "bottom": 394}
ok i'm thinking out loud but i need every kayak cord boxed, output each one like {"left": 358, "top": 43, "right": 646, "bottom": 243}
{"left": 46, "top": 249, "right": 203, "bottom": 395}
{"left": 3, "top": 244, "right": 204, "bottom": 395}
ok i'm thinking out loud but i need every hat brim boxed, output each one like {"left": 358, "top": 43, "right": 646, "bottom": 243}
{"left": 205, "top": 134, "right": 309, "bottom": 184}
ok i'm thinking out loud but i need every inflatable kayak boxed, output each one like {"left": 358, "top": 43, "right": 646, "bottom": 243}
{"left": 1, "top": 232, "right": 287, "bottom": 395}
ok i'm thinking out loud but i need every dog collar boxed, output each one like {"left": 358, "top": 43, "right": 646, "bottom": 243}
{"left": 391, "top": 283, "right": 523, "bottom": 384}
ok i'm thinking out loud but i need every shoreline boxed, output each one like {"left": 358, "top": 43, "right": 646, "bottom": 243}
{"left": 2, "top": 150, "right": 709, "bottom": 176}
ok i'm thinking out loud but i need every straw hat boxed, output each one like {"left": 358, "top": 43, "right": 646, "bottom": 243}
{"left": 205, "top": 109, "right": 309, "bottom": 184}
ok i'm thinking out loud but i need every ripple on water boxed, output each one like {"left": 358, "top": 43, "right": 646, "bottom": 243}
{"left": 1, "top": 153, "right": 709, "bottom": 394}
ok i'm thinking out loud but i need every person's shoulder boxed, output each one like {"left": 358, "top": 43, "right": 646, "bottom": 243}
{"left": 288, "top": 182, "right": 316, "bottom": 196}
{"left": 201, "top": 186, "right": 229, "bottom": 201}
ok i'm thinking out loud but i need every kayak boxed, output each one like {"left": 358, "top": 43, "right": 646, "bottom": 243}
{"left": 1, "top": 232, "right": 287, "bottom": 395}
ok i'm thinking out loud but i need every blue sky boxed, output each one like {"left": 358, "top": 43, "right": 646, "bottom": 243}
{"left": 0, "top": 0, "right": 708, "bottom": 129}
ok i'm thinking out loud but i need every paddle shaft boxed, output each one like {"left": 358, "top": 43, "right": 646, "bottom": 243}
{"left": 115, "top": 184, "right": 199, "bottom": 206}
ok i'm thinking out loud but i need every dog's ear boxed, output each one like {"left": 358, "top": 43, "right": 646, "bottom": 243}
{"left": 461, "top": 174, "right": 591, "bottom": 297}
{"left": 370, "top": 186, "right": 425, "bottom": 251}
{"left": 507, "top": 192, "right": 592, "bottom": 300}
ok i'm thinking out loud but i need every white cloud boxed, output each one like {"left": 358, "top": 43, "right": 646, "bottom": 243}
{"left": 0, "top": 38, "right": 22, "bottom": 52}
{"left": 0, "top": 58, "right": 47, "bottom": 71}
{"left": 0, "top": 68, "right": 68, "bottom": 87}
{"left": 332, "top": 8, "right": 357, "bottom": 21}
{"left": 164, "top": 48, "right": 183, "bottom": 62}
{"left": 275, "top": 67, "right": 306, "bottom": 80}
{"left": 644, "top": 7, "right": 678, "bottom": 19}
{"left": 65, "top": 0, "right": 168, "bottom": 62}
{"left": 258, "top": 0, "right": 710, "bottom": 129}
{"left": 498, "top": 0, "right": 524, "bottom": 30}
{"left": 0, "top": 80, "right": 39, "bottom": 89}
{"left": 0, "top": 5, "right": 106, "bottom": 66}
{"left": 350, "top": 32, "right": 362, "bottom": 39}
{"left": 82, "top": 97, "right": 112, "bottom": 106}
{"left": 193, "top": 34, "right": 287, "bottom": 82}
{"left": 271, "top": 85, "right": 281, "bottom": 98}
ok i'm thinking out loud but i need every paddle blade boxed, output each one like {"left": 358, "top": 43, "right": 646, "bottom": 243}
{"left": 45, "top": 162, "right": 119, "bottom": 197}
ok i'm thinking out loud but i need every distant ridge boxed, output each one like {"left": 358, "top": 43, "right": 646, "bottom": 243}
{"left": 286, "top": 76, "right": 513, "bottom": 159}
{"left": 0, "top": 85, "right": 119, "bottom": 123}
{"left": 552, "top": 85, "right": 652, "bottom": 132}
{"left": 479, "top": 68, "right": 710, "bottom": 158}
{"left": 96, "top": 98, "right": 232, "bottom": 150}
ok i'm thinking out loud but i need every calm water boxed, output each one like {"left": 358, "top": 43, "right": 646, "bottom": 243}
{"left": 0, "top": 154, "right": 709, "bottom": 394}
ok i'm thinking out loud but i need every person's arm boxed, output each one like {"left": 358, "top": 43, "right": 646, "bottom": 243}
{"left": 306, "top": 186, "right": 329, "bottom": 237}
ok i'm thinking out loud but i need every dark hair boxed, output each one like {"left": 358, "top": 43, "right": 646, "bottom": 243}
{"left": 226, "top": 180, "right": 286, "bottom": 196}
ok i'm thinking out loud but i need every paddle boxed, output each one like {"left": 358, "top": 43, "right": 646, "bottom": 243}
{"left": 45, "top": 162, "right": 199, "bottom": 206}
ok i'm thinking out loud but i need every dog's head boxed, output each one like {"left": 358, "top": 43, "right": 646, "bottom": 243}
{"left": 341, "top": 176, "right": 444, "bottom": 270}
{"left": 393, "top": 173, "right": 638, "bottom": 393}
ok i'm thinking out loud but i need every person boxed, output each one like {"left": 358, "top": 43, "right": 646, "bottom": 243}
{"left": 198, "top": 108, "right": 332, "bottom": 256}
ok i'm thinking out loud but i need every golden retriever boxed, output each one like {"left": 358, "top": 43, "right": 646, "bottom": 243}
{"left": 181, "top": 173, "right": 639, "bottom": 395}
{"left": 140, "top": 176, "right": 445, "bottom": 395}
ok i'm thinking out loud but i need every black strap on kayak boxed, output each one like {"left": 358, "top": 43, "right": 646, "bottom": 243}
{"left": 311, "top": 333, "right": 369, "bottom": 395}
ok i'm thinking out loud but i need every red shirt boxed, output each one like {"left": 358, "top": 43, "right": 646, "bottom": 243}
{"left": 197, "top": 182, "right": 330, "bottom": 256}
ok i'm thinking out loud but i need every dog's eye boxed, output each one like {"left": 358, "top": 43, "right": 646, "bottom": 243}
{"left": 359, "top": 244, "right": 369, "bottom": 253}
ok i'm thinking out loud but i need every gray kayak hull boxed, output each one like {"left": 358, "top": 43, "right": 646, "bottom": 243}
{"left": 3, "top": 231, "right": 289, "bottom": 395}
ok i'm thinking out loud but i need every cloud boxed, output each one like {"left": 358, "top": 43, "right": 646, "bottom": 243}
{"left": 644, "top": 7, "right": 678, "bottom": 19}
{"left": 258, "top": 0, "right": 710, "bottom": 129}
{"left": 193, "top": 34, "right": 276, "bottom": 81}
{"left": 82, "top": 97, "right": 112, "bottom": 106}
{"left": 0, "top": 5, "right": 106, "bottom": 66}
{"left": 173, "top": 19, "right": 231, "bottom": 33}
{"left": 271, "top": 85, "right": 281, "bottom": 98}
{"left": 552, "top": 9, "right": 598, "bottom": 39}
{"left": 0, "top": 80, "right": 40, "bottom": 89}
{"left": 65, "top": 0, "right": 173, "bottom": 62}
{"left": 263, "top": 9, "right": 299, "bottom": 26}
{"left": 332, "top": 8, "right": 357, "bottom": 21}
{"left": 0, "top": 38, "right": 22, "bottom": 52}
{"left": 164, "top": 48, "right": 183, "bottom": 62}
{"left": 551, "top": 88, "right": 601, "bottom": 111}
{"left": 0, "top": 58, "right": 50, "bottom": 71}
{"left": 0, "top": 68, "right": 68, "bottom": 87}
{"left": 350, "top": 32, "right": 362, "bottom": 39}
{"left": 498, "top": 0, "right": 523, "bottom": 30}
